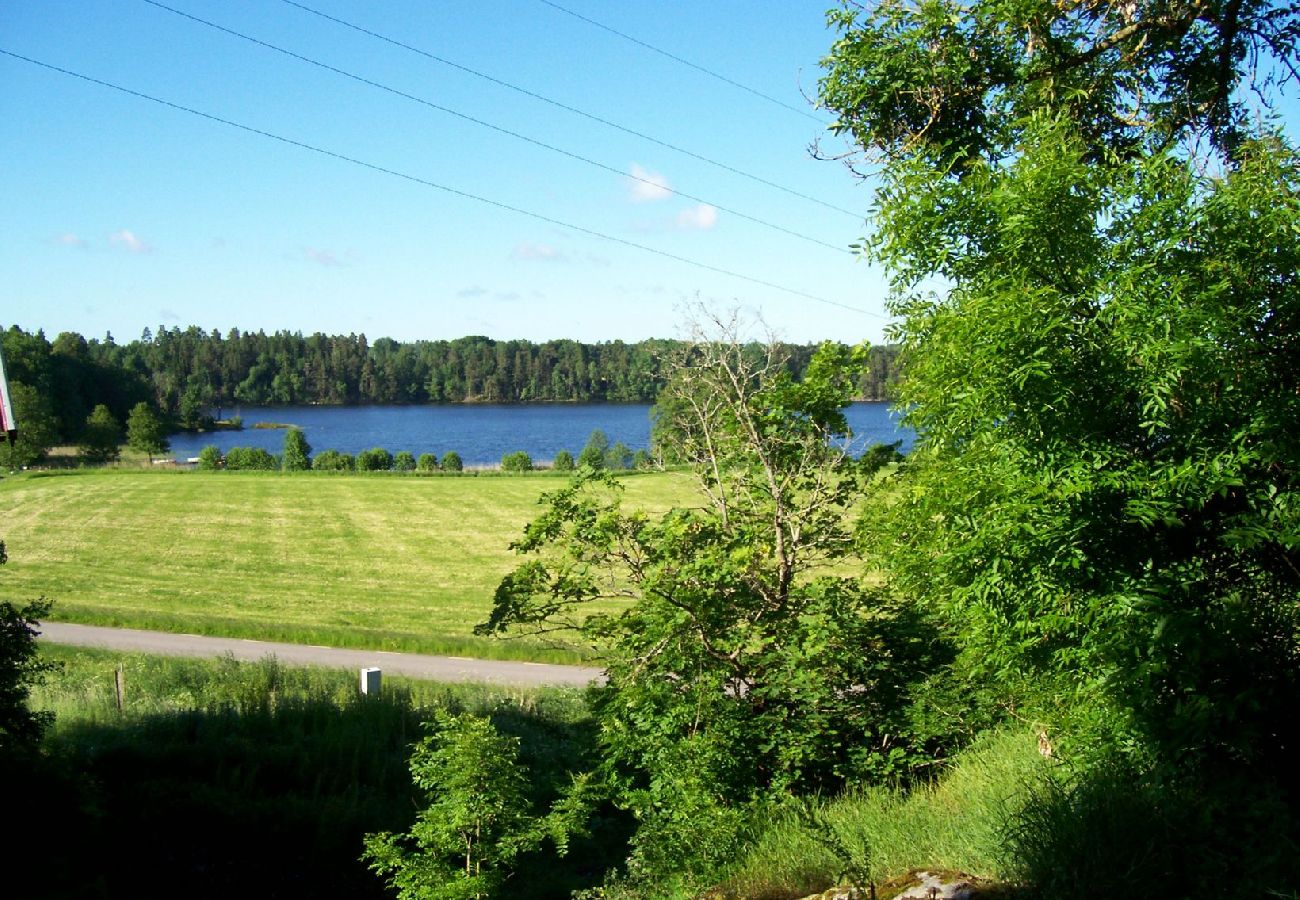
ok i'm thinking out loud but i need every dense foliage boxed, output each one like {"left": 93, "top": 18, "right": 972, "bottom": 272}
{"left": 821, "top": 0, "right": 1300, "bottom": 891}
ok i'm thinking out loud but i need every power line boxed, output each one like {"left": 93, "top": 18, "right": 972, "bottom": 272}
{"left": 142, "top": 0, "right": 848, "bottom": 255}
{"left": 0, "top": 48, "right": 881, "bottom": 318}
{"left": 535, "top": 0, "right": 826, "bottom": 124}
{"left": 277, "top": 0, "right": 858, "bottom": 218}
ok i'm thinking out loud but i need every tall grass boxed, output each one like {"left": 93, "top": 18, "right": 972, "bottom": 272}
{"left": 20, "top": 645, "right": 617, "bottom": 900}
{"left": 714, "top": 730, "right": 1050, "bottom": 899}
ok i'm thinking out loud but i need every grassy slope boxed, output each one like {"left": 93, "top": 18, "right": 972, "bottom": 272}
{"left": 0, "top": 468, "right": 697, "bottom": 662}
{"left": 19, "top": 645, "right": 614, "bottom": 900}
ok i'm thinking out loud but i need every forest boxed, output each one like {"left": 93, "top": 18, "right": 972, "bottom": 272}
{"left": 0, "top": 324, "right": 900, "bottom": 442}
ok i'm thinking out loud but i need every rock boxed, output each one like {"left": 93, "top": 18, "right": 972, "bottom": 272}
{"left": 797, "top": 869, "right": 993, "bottom": 900}
{"left": 799, "top": 888, "right": 868, "bottom": 900}
{"left": 891, "top": 869, "right": 979, "bottom": 899}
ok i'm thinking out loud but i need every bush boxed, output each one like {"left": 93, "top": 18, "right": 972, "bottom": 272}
{"left": 416, "top": 452, "right": 439, "bottom": 472}
{"left": 313, "top": 449, "right": 354, "bottom": 471}
{"left": 356, "top": 447, "right": 393, "bottom": 472}
{"left": 605, "top": 441, "right": 633, "bottom": 471}
{"left": 197, "top": 445, "right": 223, "bottom": 471}
{"left": 631, "top": 449, "right": 653, "bottom": 470}
{"left": 282, "top": 427, "right": 312, "bottom": 471}
{"left": 552, "top": 450, "right": 575, "bottom": 472}
{"left": 224, "top": 446, "right": 278, "bottom": 471}
{"left": 393, "top": 451, "right": 416, "bottom": 472}
{"left": 501, "top": 450, "right": 533, "bottom": 472}
{"left": 441, "top": 451, "right": 463, "bottom": 472}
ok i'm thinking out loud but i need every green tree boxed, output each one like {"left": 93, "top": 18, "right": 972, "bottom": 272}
{"left": 0, "top": 542, "right": 56, "bottom": 756}
{"left": 0, "top": 382, "right": 58, "bottom": 470}
{"left": 78, "top": 404, "right": 122, "bottom": 464}
{"left": 481, "top": 324, "right": 946, "bottom": 880}
{"left": 416, "top": 452, "right": 439, "bottom": 472}
{"left": 363, "top": 711, "right": 590, "bottom": 900}
{"left": 393, "top": 451, "right": 416, "bottom": 472}
{"left": 603, "top": 441, "right": 633, "bottom": 471}
{"left": 440, "top": 451, "right": 463, "bottom": 473}
{"left": 551, "top": 449, "right": 574, "bottom": 472}
{"left": 281, "top": 427, "right": 312, "bottom": 471}
{"left": 820, "top": 0, "right": 1300, "bottom": 838}
{"left": 500, "top": 450, "right": 532, "bottom": 472}
{"left": 125, "top": 401, "right": 169, "bottom": 463}
{"left": 576, "top": 430, "right": 608, "bottom": 470}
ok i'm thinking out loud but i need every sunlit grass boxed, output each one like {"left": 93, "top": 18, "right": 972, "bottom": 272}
{"left": 715, "top": 730, "right": 1049, "bottom": 898}
{"left": 1, "top": 468, "right": 697, "bottom": 662}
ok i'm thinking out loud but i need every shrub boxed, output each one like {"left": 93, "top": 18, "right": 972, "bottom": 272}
{"left": 313, "top": 449, "right": 353, "bottom": 471}
{"left": 441, "top": 451, "right": 463, "bottom": 472}
{"left": 501, "top": 450, "right": 533, "bottom": 472}
{"left": 224, "top": 446, "right": 278, "bottom": 471}
{"left": 631, "top": 449, "right": 653, "bottom": 470}
{"left": 197, "top": 445, "right": 223, "bottom": 470}
{"left": 356, "top": 447, "right": 393, "bottom": 472}
{"left": 416, "top": 452, "right": 439, "bottom": 472}
{"left": 393, "top": 451, "right": 416, "bottom": 472}
{"left": 552, "top": 449, "right": 575, "bottom": 472}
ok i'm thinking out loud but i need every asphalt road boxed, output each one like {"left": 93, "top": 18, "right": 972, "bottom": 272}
{"left": 37, "top": 621, "right": 605, "bottom": 688}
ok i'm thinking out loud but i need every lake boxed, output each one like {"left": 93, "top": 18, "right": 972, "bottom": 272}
{"left": 167, "top": 402, "right": 913, "bottom": 466}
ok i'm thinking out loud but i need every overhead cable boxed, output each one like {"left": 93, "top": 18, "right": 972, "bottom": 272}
{"left": 0, "top": 48, "right": 881, "bottom": 318}
{"left": 535, "top": 0, "right": 827, "bottom": 124}
{"left": 142, "top": 0, "right": 848, "bottom": 255}
{"left": 277, "top": 0, "right": 858, "bottom": 218}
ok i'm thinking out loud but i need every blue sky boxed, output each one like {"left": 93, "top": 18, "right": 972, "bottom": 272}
{"left": 1, "top": 1, "right": 887, "bottom": 346}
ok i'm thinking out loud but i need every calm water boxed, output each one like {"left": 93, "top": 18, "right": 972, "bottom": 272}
{"left": 167, "top": 402, "right": 913, "bottom": 466}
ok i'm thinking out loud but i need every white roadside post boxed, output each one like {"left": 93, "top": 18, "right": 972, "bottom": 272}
{"left": 359, "top": 666, "right": 381, "bottom": 696}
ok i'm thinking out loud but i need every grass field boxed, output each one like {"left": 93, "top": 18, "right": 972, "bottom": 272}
{"left": 0, "top": 468, "right": 698, "bottom": 662}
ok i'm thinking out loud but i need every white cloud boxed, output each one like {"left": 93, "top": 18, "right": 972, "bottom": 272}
{"left": 674, "top": 203, "right": 719, "bottom": 230}
{"left": 108, "top": 229, "right": 153, "bottom": 253}
{"left": 628, "top": 163, "right": 673, "bottom": 202}
{"left": 511, "top": 241, "right": 563, "bottom": 261}
{"left": 52, "top": 232, "right": 88, "bottom": 249}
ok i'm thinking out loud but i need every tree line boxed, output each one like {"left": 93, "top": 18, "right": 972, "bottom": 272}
{"left": 0, "top": 325, "right": 900, "bottom": 444}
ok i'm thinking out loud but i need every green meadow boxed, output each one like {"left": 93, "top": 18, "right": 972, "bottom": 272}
{"left": 0, "top": 468, "right": 698, "bottom": 662}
